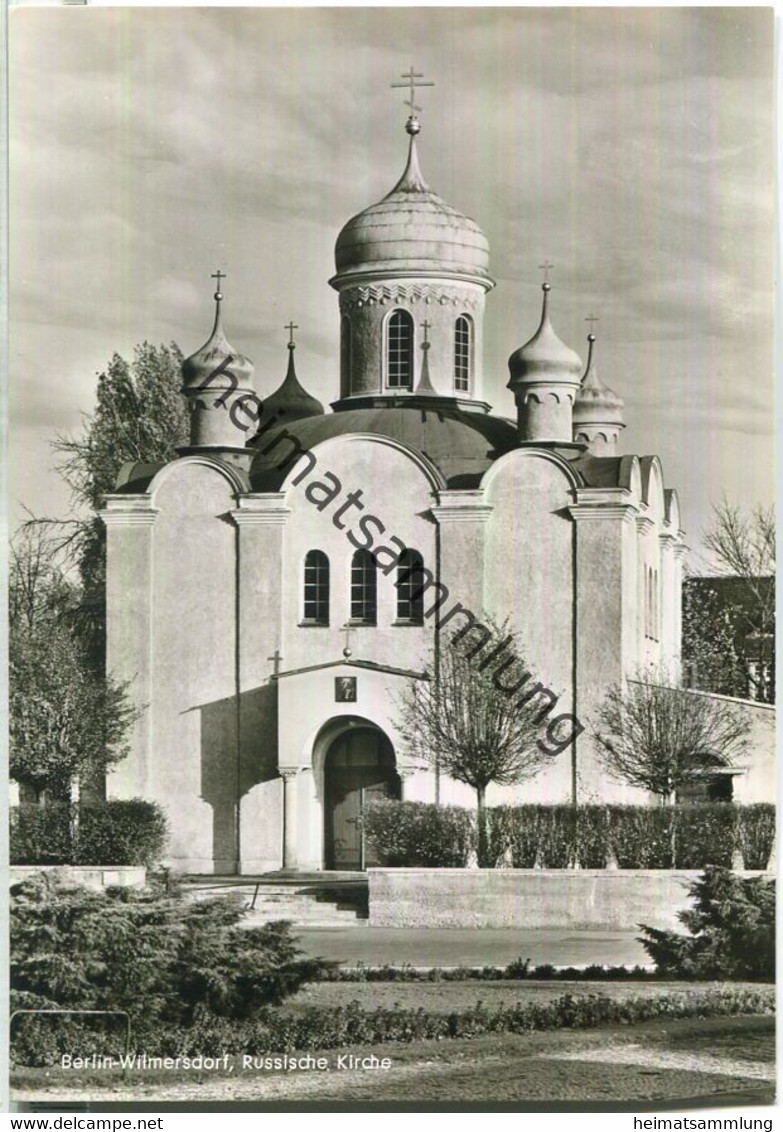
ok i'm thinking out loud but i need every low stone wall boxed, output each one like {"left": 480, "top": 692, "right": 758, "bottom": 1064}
{"left": 367, "top": 868, "right": 771, "bottom": 930}
{"left": 10, "top": 865, "right": 147, "bottom": 890}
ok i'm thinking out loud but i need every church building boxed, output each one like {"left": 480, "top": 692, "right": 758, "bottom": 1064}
{"left": 103, "top": 91, "right": 685, "bottom": 874}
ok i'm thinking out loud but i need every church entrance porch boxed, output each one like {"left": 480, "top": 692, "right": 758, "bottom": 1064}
{"left": 324, "top": 728, "right": 400, "bottom": 870}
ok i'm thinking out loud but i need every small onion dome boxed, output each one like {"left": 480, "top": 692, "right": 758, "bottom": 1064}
{"left": 507, "top": 283, "right": 583, "bottom": 389}
{"left": 573, "top": 334, "right": 625, "bottom": 427}
{"left": 332, "top": 117, "right": 492, "bottom": 286}
{"left": 181, "top": 291, "right": 254, "bottom": 390}
{"left": 262, "top": 340, "right": 324, "bottom": 423}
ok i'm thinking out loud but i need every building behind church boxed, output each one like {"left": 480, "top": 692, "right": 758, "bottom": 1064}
{"left": 102, "top": 101, "right": 695, "bottom": 874}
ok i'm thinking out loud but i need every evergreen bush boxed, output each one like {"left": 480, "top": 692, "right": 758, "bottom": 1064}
{"left": 639, "top": 866, "right": 775, "bottom": 980}
{"left": 10, "top": 872, "right": 333, "bottom": 1065}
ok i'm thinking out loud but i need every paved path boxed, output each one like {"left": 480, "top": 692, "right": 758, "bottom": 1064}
{"left": 295, "top": 926, "right": 649, "bottom": 968}
{"left": 545, "top": 1043, "right": 776, "bottom": 1082}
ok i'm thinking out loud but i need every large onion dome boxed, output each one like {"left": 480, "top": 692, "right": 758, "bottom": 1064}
{"left": 331, "top": 117, "right": 492, "bottom": 287}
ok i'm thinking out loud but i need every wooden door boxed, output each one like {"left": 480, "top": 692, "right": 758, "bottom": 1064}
{"left": 325, "top": 729, "right": 399, "bottom": 870}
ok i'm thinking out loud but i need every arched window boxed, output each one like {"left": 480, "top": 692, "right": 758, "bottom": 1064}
{"left": 303, "top": 550, "right": 329, "bottom": 625}
{"left": 454, "top": 315, "right": 471, "bottom": 392}
{"left": 396, "top": 548, "right": 425, "bottom": 624}
{"left": 350, "top": 549, "right": 377, "bottom": 625}
{"left": 386, "top": 309, "right": 414, "bottom": 390}
{"left": 340, "top": 315, "right": 352, "bottom": 395}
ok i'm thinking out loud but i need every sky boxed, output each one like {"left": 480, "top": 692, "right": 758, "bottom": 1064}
{"left": 9, "top": 7, "right": 775, "bottom": 562}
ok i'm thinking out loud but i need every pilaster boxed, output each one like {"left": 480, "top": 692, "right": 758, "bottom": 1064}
{"left": 101, "top": 496, "right": 159, "bottom": 798}
{"left": 431, "top": 490, "right": 492, "bottom": 616}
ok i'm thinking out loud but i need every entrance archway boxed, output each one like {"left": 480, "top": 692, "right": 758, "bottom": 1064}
{"left": 324, "top": 727, "right": 400, "bottom": 870}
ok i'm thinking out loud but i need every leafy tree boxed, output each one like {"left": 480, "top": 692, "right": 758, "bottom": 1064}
{"left": 702, "top": 499, "right": 775, "bottom": 702}
{"left": 54, "top": 342, "right": 188, "bottom": 511}
{"left": 592, "top": 669, "right": 751, "bottom": 805}
{"left": 396, "top": 624, "right": 558, "bottom": 867}
{"left": 681, "top": 574, "right": 742, "bottom": 695}
{"left": 639, "top": 866, "right": 775, "bottom": 980}
{"left": 9, "top": 526, "right": 137, "bottom": 800}
{"left": 40, "top": 343, "right": 189, "bottom": 666}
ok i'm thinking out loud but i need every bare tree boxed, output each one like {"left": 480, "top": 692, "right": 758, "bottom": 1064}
{"left": 593, "top": 669, "right": 751, "bottom": 804}
{"left": 396, "top": 625, "right": 557, "bottom": 866}
{"left": 703, "top": 499, "right": 775, "bottom": 701}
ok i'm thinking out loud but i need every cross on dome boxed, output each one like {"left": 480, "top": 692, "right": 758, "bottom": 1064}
{"left": 211, "top": 269, "right": 225, "bottom": 300}
{"left": 538, "top": 261, "right": 554, "bottom": 287}
{"left": 285, "top": 321, "right": 299, "bottom": 348}
{"left": 391, "top": 66, "right": 435, "bottom": 134}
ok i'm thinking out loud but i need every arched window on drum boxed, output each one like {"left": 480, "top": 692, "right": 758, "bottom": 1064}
{"left": 303, "top": 550, "right": 330, "bottom": 625}
{"left": 386, "top": 309, "right": 414, "bottom": 391}
{"left": 454, "top": 314, "right": 472, "bottom": 393}
{"left": 396, "top": 549, "right": 425, "bottom": 625}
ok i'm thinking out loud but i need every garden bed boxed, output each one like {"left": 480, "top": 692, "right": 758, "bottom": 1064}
{"left": 285, "top": 979, "right": 771, "bottom": 1015}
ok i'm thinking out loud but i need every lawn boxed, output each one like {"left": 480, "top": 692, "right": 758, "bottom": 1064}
{"left": 12, "top": 1015, "right": 775, "bottom": 1106}
{"left": 285, "top": 979, "right": 770, "bottom": 1014}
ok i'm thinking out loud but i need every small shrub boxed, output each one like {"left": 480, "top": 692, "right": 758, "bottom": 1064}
{"left": 363, "top": 800, "right": 475, "bottom": 867}
{"left": 738, "top": 803, "right": 776, "bottom": 870}
{"left": 76, "top": 799, "right": 168, "bottom": 866}
{"left": 10, "top": 803, "right": 73, "bottom": 865}
{"left": 675, "top": 804, "right": 738, "bottom": 869}
{"left": 639, "top": 866, "right": 776, "bottom": 980}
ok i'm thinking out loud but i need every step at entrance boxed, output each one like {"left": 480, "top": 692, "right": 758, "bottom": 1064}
{"left": 185, "top": 876, "right": 368, "bottom": 928}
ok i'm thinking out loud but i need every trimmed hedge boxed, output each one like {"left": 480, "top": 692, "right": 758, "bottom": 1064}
{"left": 363, "top": 800, "right": 775, "bottom": 870}
{"left": 9, "top": 799, "right": 167, "bottom": 867}
{"left": 10, "top": 804, "right": 73, "bottom": 865}
{"left": 738, "top": 803, "right": 777, "bottom": 870}
{"left": 77, "top": 801, "right": 167, "bottom": 866}
{"left": 606, "top": 805, "right": 675, "bottom": 869}
{"left": 363, "top": 799, "right": 475, "bottom": 867}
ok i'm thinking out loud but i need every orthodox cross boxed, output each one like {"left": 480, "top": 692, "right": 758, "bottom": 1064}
{"left": 267, "top": 648, "right": 283, "bottom": 676}
{"left": 341, "top": 624, "right": 353, "bottom": 658}
{"left": 421, "top": 319, "right": 431, "bottom": 347}
{"left": 391, "top": 66, "right": 435, "bottom": 117}
{"left": 211, "top": 269, "right": 225, "bottom": 293}
{"left": 285, "top": 321, "right": 299, "bottom": 347}
{"left": 538, "top": 261, "right": 554, "bottom": 285}
{"left": 585, "top": 314, "right": 600, "bottom": 332}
